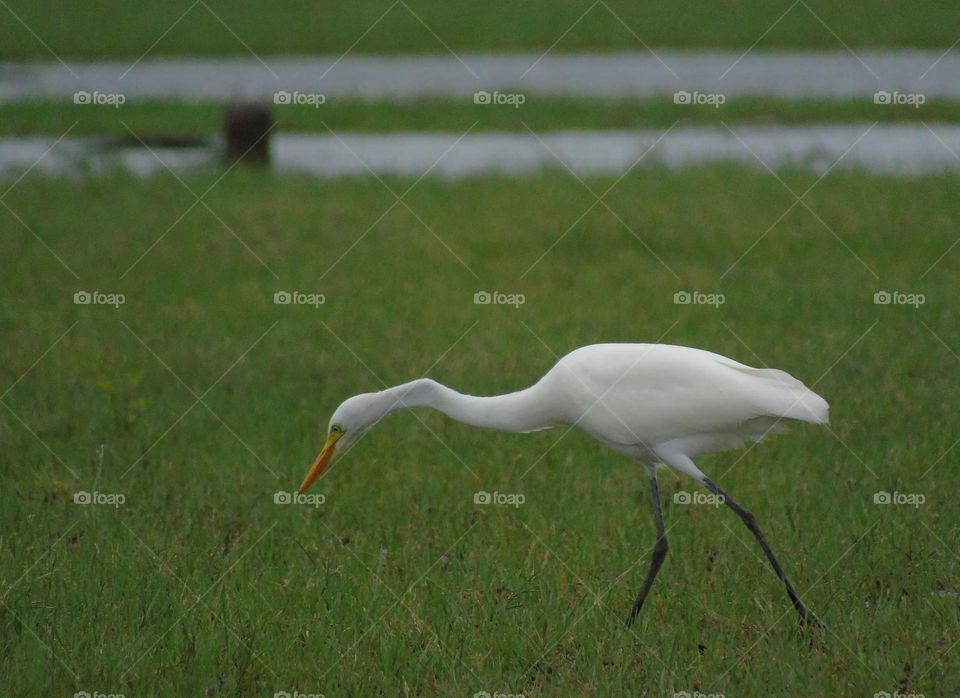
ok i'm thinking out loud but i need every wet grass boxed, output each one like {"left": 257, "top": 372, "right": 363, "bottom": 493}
{"left": 1, "top": 165, "right": 958, "bottom": 694}
{"left": 1, "top": 0, "right": 958, "bottom": 58}
{"left": 2, "top": 96, "right": 959, "bottom": 139}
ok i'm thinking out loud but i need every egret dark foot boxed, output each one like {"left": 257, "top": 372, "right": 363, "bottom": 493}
{"left": 626, "top": 468, "right": 667, "bottom": 629}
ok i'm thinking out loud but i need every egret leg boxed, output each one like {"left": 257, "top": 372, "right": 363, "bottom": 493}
{"left": 701, "top": 477, "right": 818, "bottom": 625}
{"left": 626, "top": 467, "right": 668, "bottom": 627}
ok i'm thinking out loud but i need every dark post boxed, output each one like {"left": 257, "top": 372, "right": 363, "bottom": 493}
{"left": 223, "top": 103, "right": 272, "bottom": 166}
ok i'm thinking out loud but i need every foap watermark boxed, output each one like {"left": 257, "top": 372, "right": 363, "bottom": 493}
{"left": 273, "top": 691, "right": 324, "bottom": 698}
{"left": 873, "top": 491, "right": 925, "bottom": 508}
{"left": 473, "top": 691, "right": 525, "bottom": 698}
{"left": 474, "top": 291, "right": 525, "bottom": 308}
{"left": 873, "top": 691, "right": 924, "bottom": 698}
{"left": 473, "top": 90, "right": 526, "bottom": 108}
{"left": 674, "top": 90, "right": 725, "bottom": 108}
{"left": 874, "top": 91, "right": 925, "bottom": 108}
{"left": 474, "top": 491, "right": 525, "bottom": 508}
{"left": 674, "top": 491, "right": 725, "bottom": 507}
{"left": 674, "top": 290, "right": 725, "bottom": 307}
{"left": 74, "top": 290, "right": 125, "bottom": 307}
{"left": 74, "top": 692, "right": 125, "bottom": 698}
{"left": 874, "top": 290, "right": 924, "bottom": 307}
{"left": 274, "top": 490, "right": 326, "bottom": 508}
{"left": 274, "top": 290, "right": 325, "bottom": 308}
{"left": 674, "top": 692, "right": 724, "bottom": 698}
{"left": 274, "top": 91, "right": 326, "bottom": 107}
{"left": 73, "top": 91, "right": 125, "bottom": 108}
{"left": 73, "top": 491, "right": 126, "bottom": 508}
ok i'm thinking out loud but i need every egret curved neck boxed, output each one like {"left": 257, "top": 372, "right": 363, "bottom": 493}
{"left": 380, "top": 378, "right": 555, "bottom": 433}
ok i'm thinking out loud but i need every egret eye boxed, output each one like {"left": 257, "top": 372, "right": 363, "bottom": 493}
{"left": 331, "top": 424, "right": 343, "bottom": 435}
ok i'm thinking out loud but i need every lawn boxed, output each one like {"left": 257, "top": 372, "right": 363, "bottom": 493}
{"left": 2, "top": 0, "right": 960, "bottom": 58}
{"left": 1, "top": 165, "right": 958, "bottom": 695}
{"left": 3, "top": 97, "right": 959, "bottom": 138}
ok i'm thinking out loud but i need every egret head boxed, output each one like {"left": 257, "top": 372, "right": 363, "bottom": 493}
{"left": 296, "top": 391, "right": 390, "bottom": 494}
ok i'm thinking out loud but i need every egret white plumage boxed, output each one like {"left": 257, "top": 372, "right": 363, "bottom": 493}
{"left": 297, "top": 343, "right": 828, "bottom": 625}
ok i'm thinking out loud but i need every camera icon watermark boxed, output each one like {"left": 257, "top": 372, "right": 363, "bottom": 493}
{"left": 274, "top": 490, "right": 326, "bottom": 508}
{"left": 673, "top": 491, "right": 725, "bottom": 507}
{"left": 473, "top": 90, "right": 526, "bottom": 108}
{"left": 473, "top": 290, "right": 525, "bottom": 307}
{"left": 73, "top": 91, "right": 126, "bottom": 108}
{"left": 873, "top": 491, "right": 925, "bottom": 508}
{"left": 673, "top": 290, "right": 725, "bottom": 307}
{"left": 873, "top": 91, "right": 925, "bottom": 108}
{"left": 673, "top": 90, "right": 726, "bottom": 108}
{"left": 873, "top": 290, "right": 924, "bottom": 307}
{"left": 73, "top": 491, "right": 126, "bottom": 508}
{"left": 74, "top": 290, "right": 125, "bottom": 307}
{"left": 473, "top": 491, "right": 525, "bottom": 508}
{"left": 274, "top": 91, "right": 326, "bottom": 107}
{"left": 274, "top": 290, "right": 325, "bottom": 307}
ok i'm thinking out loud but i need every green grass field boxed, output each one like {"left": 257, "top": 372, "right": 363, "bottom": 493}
{"left": 2, "top": 97, "right": 958, "bottom": 138}
{"left": 2, "top": 0, "right": 959, "bottom": 58}
{"left": 2, "top": 165, "right": 958, "bottom": 695}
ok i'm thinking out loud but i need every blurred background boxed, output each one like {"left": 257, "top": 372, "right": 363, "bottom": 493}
{"left": 2, "top": 2, "right": 959, "bottom": 696}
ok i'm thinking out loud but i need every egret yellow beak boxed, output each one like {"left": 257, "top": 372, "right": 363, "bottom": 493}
{"left": 297, "top": 432, "right": 341, "bottom": 495}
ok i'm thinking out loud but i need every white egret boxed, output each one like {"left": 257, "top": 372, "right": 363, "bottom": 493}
{"left": 297, "top": 343, "right": 828, "bottom": 626}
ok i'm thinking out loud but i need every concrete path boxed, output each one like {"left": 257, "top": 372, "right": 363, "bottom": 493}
{"left": 1, "top": 51, "right": 958, "bottom": 102}
{"left": 3, "top": 124, "right": 960, "bottom": 180}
